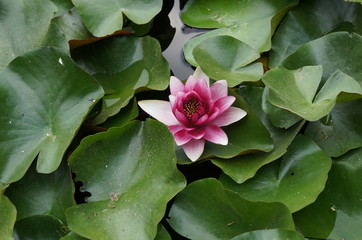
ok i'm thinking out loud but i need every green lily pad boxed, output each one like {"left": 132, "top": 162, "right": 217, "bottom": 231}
{"left": 0, "top": 47, "right": 104, "bottom": 185}
{"left": 51, "top": 0, "right": 74, "bottom": 16}
{"left": 181, "top": 0, "right": 299, "bottom": 66}
{"left": 305, "top": 99, "right": 362, "bottom": 157}
{"left": 293, "top": 147, "right": 362, "bottom": 239}
{"left": 212, "top": 87, "right": 303, "bottom": 183}
{"left": 193, "top": 36, "right": 264, "bottom": 86}
{"left": 262, "top": 66, "right": 362, "bottom": 121}
{"left": 72, "top": 0, "right": 162, "bottom": 37}
{"left": 14, "top": 215, "right": 67, "bottom": 240}
{"left": 0, "top": 0, "right": 68, "bottom": 70}
{"left": 5, "top": 160, "right": 75, "bottom": 223}
{"left": 72, "top": 36, "right": 169, "bottom": 124}
{"left": 176, "top": 89, "right": 273, "bottom": 164}
{"left": 270, "top": 0, "right": 362, "bottom": 67}
{"left": 282, "top": 32, "right": 362, "bottom": 85}
{"left": 66, "top": 120, "right": 186, "bottom": 239}
{"left": 221, "top": 135, "right": 332, "bottom": 212}
{"left": 0, "top": 194, "right": 16, "bottom": 240}
{"left": 155, "top": 225, "right": 171, "bottom": 240}
{"left": 168, "top": 178, "right": 294, "bottom": 240}
{"left": 231, "top": 229, "right": 304, "bottom": 240}
{"left": 60, "top": 232, "right": 87, "bottom": 240}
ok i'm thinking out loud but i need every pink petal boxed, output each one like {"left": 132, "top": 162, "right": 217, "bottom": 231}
{"left": 203, "top": 125, "right": 228, "bottom": 145}
{"left": 138, "top": 100, "right": 180, "bottom": 126}
{"left": 174, "top": 109, "right": 189, "bottom": 125}
{"left": 170, "top": 76, "right": 185, "bottom": 95}
{"left": 194, "top": 78, "right": 211, "bottom": 102}
{"left": 188, "top": 127, "right": 206, "bottom": 139}
{"left": 212, "top": 107, "right": 247, "bottom": 126}
{"left": 213, "top": 96, "right": 235, "bottom": 114}
{"left": 184, "top": 75, "right": 198, "bottom": 91}
{"left": 182, "top": 139, "right": 205, "bottom": 162}
{"left": 168, "top": 125, "right": 184, "bottom": 134}
{"left": 211, "top": 80, "right": 228, "bottom": 101}
{"left": 169, "top": 95, "right": 176, "bottom": 109}
{"left": 196, "top": 114, "right": 209, "bottom": 125}
{"left": 193, "top": 67, "right": 210, "bottom": 86}
{"left": 174, "top": 129, "right": 192, "bottom": 146}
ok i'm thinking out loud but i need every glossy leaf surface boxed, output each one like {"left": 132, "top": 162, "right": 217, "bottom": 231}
{"left": 231, "top": 229, "right": 304, "bottom": 240}
{"left": 72, "top": 36, "right": 169, "bottom": 124}
{"left": 72, "top": 0, "right": 162, "bottom": 37}
{"left": 221, "top": 135, "right": 332, "bottom": 212}
{"left": 270, "top": 0, "right": 362, "bottom": 67}
{"left": 294, "top": 147, "right": 362, "bottom": 239}
{"left": 212, "top": 87, "right": 302, "bottom": 183}
{"left": 0, "top": 47, "right": 103, "bottom": 186}
{"left": 168, "top": 178, "right": 294, "bottom": 240}
{"left": 181, "top": 0, "right": 299, "bottom": 66}
{"left": 0, "top": 0, "right": 68, "bottom": 70}
{"left": 0, "top": 194, "right": 16, "bottom": 240}
{"left": 66, "top": 120, "right": 186, "bottom": 239}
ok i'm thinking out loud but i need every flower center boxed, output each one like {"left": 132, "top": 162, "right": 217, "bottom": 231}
{"left": 183, "top": 99, "right": 200, "bottom": 119}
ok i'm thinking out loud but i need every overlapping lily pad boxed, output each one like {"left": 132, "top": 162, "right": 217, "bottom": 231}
{"left": 293, "top": 147, "right": 362, "bottom": 239}
{"left": 193, "top": 36, "right": 264, "bottom": 86}
{"left": 72, "top": 36, "right": 169, "bottom": 124}
{"left": 181, "top": 0, "right": 299, "bottom": 66}
{"left": 231, "top": 229, "right": 304, "bottom": 240}
{"left": 212, "top": 87, "right": 303, "bottom": 183}
{"left": 270, "top": 0, "right": 362, "bottom": 67}
{"left": 0, "top": 0, "right": 68, "bottom": 70}
{"left": 0, "top": 194, "right": 16, "bottom": 240}
{"left": 66, "top": 120, "right": 186, "bottom": 239}
{"left": 168, "top": 178, "right": 294, "bottom": 239}
{"left": 0, "top": 47, "right": 104, "bottom": 186}
{"left": 262, "top": 65, "right": 362, "bottom": 121}
{"left": 221, "top": 135, "right": 332, "bottom": 212}
{"left": 72, "top": 0, "right": 162, "bottom": 37}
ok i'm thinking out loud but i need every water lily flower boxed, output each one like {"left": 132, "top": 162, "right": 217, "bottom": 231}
{"left": 138, "top": 68, "right": 247, "bottom": 161}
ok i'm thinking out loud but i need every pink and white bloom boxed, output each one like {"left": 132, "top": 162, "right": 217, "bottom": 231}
{"left": 138, "top": 68, "right": 247, "bottom": 161}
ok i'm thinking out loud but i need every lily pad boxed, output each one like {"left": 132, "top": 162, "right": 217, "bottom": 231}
{"left": 0, "top": 194, "right": 16, "bottom": 240}
{"left": 282, "top": 32, "right": 362, "bottom": 85}
{"left": 176, "top": 89, "right": 273, "bottom": 164}
{"left": 231, "top": 229, "right": 304, "bottom": 240}
{"left": 212, "top": 87, "right": 303, "bottom": 183}
{"left": 270, "top": 0, "right": 362, "bottom": 67}
{"left": 60, "top": 232, "right": 87, "bottom": 240}
{"left": 221, "top": 135, "right": 332, "bottom": 212}
{"left": 66, "top": 120, "right": 186, "bottom": 239}
{"left": 293, "top": 147, "right": 362, "bottom": 239}
{"left": 72, "top": 36, "right": 169, "bottom": 124}
{"left": 168, "top": 178, "right": 294, "bottom": 240}
{"left": 262, "top": 66, "right": 362, "bottom": 121}
{"left": 14, "top": 215, "right": 67, "bottom": 240}
{"left": 193, "top": 36, "right": 264, "bottom": 86}
{"left": 0, "top": 47, "right": 104, "bottom": 185}
{"left": 51, "top": 0, "right": 74, "bottom": 16}
{"left": 305, "top": 99, "right": 362, "bottom": 157}
{"left": 155, "top": 225, "right": 171, "bottom": 240}
{"left": 181, "top": 0, "right": 299, "bottom": 66}
{"left": 0, "top": 0, "right": 68, "bottom": 70}
{"left": 72, "top": 0, "right": 162, "bottom": 37}
{"left": 5, "top": 160, "right": 75, "bottom": 223}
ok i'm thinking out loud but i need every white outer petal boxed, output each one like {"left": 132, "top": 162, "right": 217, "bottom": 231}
{"left": 138, "top": 100, "right": 180, "bottom": 126}
{"left": 193, "top": 66, "right": 209, "bottom": 86}
{"left": 211, "top": 107, "right": 247, "bottom": 127}
{"left": 182, "top": 139, "right": 205, "bottom": 162}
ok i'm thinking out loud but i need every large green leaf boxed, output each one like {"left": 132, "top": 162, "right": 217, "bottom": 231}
{"left": 0, "top": 194, "right": 16, "bottom": 240}
{"left": 231, "top": 229, "right": 304, "bottom": 240}
{"left": 282, "top": 32, "right": 362, "bottom": 85}
{"left": 270, "top": 0, "right": 362, "bottom": 67}
{"left": 0, "top": 47, "right": 104, "bottom": 186}
{"left": 14, "top": 215, "right": 67, "bottom": 240}
{"left": 168, "top": 178, "right": 294, "bottom": 240}
{"left": 176, "top": 90, "right": 273, "bottom": 164}
{"left": 154, "top": 225, "right": 171, "bottom": 240}
{"left": 0, "top": 0, "right": 68, "bottom": 70}
{"left": 193, "top": 36, "right": 264, "bottom": 86}
{"left": 51, "top": 0, "right": 74, "bottom": 16}
{"left": 5, "top": 160, "right": 75, "bottom": 223}
{"left": 181, "top": 0, "right": 299, "bottom": 66}
{"left": 72, "top": 0, "right": 162, "bottom": 37}
{"left": 305, "top": 99, "right": 362, "bottom": 157}
{"left": 212, "top": 87, "right": 303, "bottom": 183}
{"left": 221, "top": 135, "right": 332, "bottom": 212}
{"left": 262, "top": 66, "right": 362, "bottom": 121}
{"left": 72, "top": 36, "right": 169, "bottom": 124}
{"left": 66, "top": 120, "right": 186, "bottom": 239}
{"left": 293, "top": 147, "right": 362, "bottom": 239}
